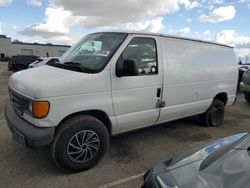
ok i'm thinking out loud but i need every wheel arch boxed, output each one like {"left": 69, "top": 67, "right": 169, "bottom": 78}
{"left": 57, "top": 110, "right": 112, "bottom": 136}
{"left": 213, "top": 92, "right": 228, "bottom": 105}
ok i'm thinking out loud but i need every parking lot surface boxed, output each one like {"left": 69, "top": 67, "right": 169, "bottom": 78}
{"left": 0, "top": 61, "right": 250, "bottom": 188}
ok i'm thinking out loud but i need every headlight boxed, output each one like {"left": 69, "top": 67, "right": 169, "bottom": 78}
{"left": 29, "top": 101, "right": 50, "bottom": 118}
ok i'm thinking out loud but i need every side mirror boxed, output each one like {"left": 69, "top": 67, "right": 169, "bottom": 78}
{"left": 116, "top": 58, "right": 138, "bottom": 77}
{"left": 123, "top": 59, "right": 138, "bottom": 76}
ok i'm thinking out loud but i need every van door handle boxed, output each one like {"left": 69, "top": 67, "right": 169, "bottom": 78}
{"left": 156, "top": 88, "right": 161, "bottom": 98}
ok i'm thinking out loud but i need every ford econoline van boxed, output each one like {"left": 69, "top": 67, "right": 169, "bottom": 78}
{"left": 5, "top": 31, "right": 238, "bottom": 172}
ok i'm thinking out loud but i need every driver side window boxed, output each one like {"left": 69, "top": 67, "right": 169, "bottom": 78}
{"left": 122, "top": 37, "right": 158, "bottom": 75}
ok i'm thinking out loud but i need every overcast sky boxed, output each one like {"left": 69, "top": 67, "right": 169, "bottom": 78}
{"left": 0, "top": 0, "right": 249, "bottom": 57}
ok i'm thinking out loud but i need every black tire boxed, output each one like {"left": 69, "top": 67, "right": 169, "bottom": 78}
{"left": 51, "top": 115, "right": 109, "bottom": 172}
{"left": 200, "top": 99, "right": 225, "bottom": 127}
{"left": 244, "top": 92, "right": 250, "bottom": 103}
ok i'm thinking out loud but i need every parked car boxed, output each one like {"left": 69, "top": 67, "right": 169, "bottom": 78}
{"left": 238, "top": 65, "right": 250, "bottom": 92}
{"left": 142, "top": 132, "right": 250, "bottom": 188}
{"left": 238, "top": 64, "right": 250, "bottom": 71}
{"left": 240, "top": 70, "right": 250, "bottom": 102}
{"left": 8, "top": 55, "right": 40, "bottom": 72}
{"left": 5, "top": 31, "right": 238, "bottom": 172}
{"left": 28, "top": 57, "right": 58, "bottom": 68}
{"left": 0, "top": 56, "right": 10, "bottom": 62}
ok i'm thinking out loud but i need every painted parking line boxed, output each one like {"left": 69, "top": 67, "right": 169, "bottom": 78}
{"left": 98, "top": 173, "right": 144, "bottom": 188}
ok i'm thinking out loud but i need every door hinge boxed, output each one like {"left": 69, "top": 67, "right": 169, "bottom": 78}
{"left": 156, "top": 101, "right": 166, "bottom": 108}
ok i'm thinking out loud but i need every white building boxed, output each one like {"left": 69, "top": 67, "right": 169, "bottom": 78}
{"left": 0, "top": 35, "right": 70, "bottom": 59}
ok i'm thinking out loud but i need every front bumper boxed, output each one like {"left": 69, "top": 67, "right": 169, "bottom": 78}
{"left": 4, "top": 102, "right": 55, "bottom": 148}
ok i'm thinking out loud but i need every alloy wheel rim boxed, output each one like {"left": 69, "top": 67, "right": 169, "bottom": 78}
{"left": 67, "top": 130, "right": 100, "bottom": 163}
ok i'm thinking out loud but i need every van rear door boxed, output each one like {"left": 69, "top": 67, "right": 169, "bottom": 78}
{"left": 111, "top": 35, "right": 163, "bottom": 133}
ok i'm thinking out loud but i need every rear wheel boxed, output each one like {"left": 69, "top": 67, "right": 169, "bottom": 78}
{"left": 244, "top": 92, "right": 250, "bottom": 103}
{"left": 200, "top": 99, "right": 225, "bottom": 127}
{"left": 51, "top": 115, "right": 109, "bottom": 172}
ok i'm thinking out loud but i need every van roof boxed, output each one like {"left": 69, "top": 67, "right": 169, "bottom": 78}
{"left": 94, "top": 31, "right": 233, "bottom": 48}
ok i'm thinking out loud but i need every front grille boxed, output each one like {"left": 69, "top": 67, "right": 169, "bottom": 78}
{"left": 9, "top": 89, "right": 27, "bottom": 116}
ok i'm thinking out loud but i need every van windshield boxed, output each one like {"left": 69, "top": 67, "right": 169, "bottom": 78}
{"left": 54, "top": 33, "right": 127, "bottom": 73}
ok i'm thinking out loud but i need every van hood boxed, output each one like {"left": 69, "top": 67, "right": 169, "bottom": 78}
{"left": 9, "top": 65, "right": 111, "bottom": 99}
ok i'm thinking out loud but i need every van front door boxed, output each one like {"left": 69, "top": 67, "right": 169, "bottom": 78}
{"left": 111, "top": 36, "right": 163, "bottom": 133}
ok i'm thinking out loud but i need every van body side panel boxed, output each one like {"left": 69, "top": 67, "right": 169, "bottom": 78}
{"left": 158, "top": 37, "right": 237, "bottom": 123}
{"left": 111, "top": 35, "right": 164, "bottom": 134}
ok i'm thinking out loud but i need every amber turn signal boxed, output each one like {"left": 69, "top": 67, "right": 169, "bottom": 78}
{"left": 32, "top": 101, "right": 50, "bottom": 118}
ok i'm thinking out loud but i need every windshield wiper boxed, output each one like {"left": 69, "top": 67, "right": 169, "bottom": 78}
{"left": 63, "top": 62, "right": 94, "bottom": 73}
{"left": 47, "top": 59, "right": 59, "bottom": 66}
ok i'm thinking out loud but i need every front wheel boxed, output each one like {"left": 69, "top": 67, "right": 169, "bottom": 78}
{"left": 244, "top": 92, "right": 250, "bottom": 103}
{"left": 51, "top": 115, "right": 109, "bottom": 172}
{"left": 200, "top": 99, "right": 225, "bottom": 127}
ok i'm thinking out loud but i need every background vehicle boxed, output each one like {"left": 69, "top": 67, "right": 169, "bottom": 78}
{"left": 142, "top": 133, "right": 250, "bottom": 188}
{"left": 8, "top": 55, "right": 40, "bottom": 72}
{"left": 5, "top": 31, "right": 238, "bottom": 172}
{"left": 238, "top": 65, "right": 250, "bottom": 92}
{"left": 28, "top": 57, "right": 59, "bottom": 68}
{"left": 240, "top": 70, "right": 250, "bottom": 102}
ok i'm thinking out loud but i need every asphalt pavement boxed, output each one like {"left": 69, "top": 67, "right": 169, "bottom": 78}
{"left": 0, "top": 62, "right": 250, "bottom": 188}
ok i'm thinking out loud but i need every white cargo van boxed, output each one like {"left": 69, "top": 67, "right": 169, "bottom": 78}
{"left": 5, "top": 31, "right": 238, "bottom": 172}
